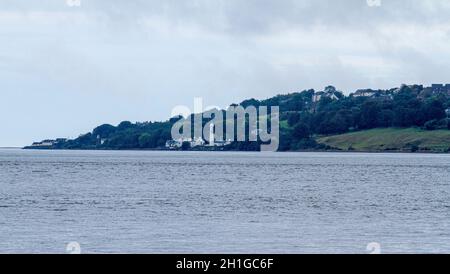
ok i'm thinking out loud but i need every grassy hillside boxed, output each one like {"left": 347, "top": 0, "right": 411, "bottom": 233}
{"left": 317, "top": 128, "right": 450, "bottom": 152}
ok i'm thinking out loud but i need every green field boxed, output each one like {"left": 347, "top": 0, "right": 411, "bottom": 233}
{"left": 317, "top": 128, "right": 450, "bottom": 152}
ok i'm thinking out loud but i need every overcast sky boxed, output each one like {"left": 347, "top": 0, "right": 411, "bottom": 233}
{"left": 1, "top": 0, "right": 450, "bottom": 146}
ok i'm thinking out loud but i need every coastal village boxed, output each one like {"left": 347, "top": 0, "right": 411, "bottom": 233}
{"left": 28, "top": 84, "right": 450, "bottom": 150}
{"left": 313, "top": 84, "right": 450, "bottom": 102}
{"left": 164, "top": 124, "right": 233, "bottom": 149}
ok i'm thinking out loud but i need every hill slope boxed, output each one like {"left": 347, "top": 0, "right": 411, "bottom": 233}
{"left": 317, "top": 128, "right": 450, "bottom": 152}
{"left": 25, "top": 84, "right": 450, "bottom": 151}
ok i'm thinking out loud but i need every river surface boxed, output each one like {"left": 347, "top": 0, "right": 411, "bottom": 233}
{"left": 1, "top": 149, "right": 450, "bottom": 253}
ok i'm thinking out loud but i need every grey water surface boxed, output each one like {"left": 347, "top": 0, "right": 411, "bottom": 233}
{"left": 1, "top": 149, "right": 450, "bottom": 253}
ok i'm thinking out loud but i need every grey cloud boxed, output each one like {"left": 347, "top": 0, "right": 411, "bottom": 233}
{"left": 88, "top": 0, "right": 450, "bottom": 35}
{"left": 1, "top": 0, "right": 450, "bottom": 146}
{"left": 4, "top": 0, "right": 450, "bottom": 34}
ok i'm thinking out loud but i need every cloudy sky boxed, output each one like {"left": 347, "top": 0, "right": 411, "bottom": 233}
{"left": 1, "top": 0, "right": 450, "bottom": 146}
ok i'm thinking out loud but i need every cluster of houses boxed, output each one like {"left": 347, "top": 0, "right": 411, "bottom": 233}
{"left": 429, "top": 84, "right": 450, "bottom": 95}
{"left": 310, "top": 84, "right": 450, "bottom": 102}
{"left": 165, "top": 137, "right": 205, "bottom": 149}
{"left": 312, "top": 86, "right": 343, "bottom": 102}
{"left": 350, "top": 84, "right": 450, "bottom": 99}
{"left": 308, "top": 84, "right": 450, "bottom": 116}
{"left": 165, "top": 123, "right": 233, "bottom": 149}
{"left": 30, "top": 138, "right": 66, "bottom": 148}
{"left": 351, "top": 89, "right": 393, "bottom": 98}
{"left": 165, "top": 137, "right": 232, "bottom": 149}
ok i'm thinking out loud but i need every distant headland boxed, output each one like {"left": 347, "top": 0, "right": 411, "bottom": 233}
{"left": 25, "top": 84, "right": 450, "bottom": 153}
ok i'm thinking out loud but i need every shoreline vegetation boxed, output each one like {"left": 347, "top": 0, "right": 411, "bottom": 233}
{"left": 25, "top": 84, "right": 450, "bottom": 153}
{"left": 22, "top": 128, "right": 450, "bottom": 154}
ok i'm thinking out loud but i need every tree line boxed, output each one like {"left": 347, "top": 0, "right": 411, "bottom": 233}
{"left": 49, "top": 84, "right": 450, "bottom": 151}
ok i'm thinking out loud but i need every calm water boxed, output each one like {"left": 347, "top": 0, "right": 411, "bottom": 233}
{"left": 1, "top": 149, "right": 450, "bottom": 254}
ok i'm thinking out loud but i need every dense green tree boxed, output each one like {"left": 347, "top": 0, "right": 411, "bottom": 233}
{"left": 138, "top": 133, "right": 153, "bottom": 148}
{"left": 377, "top": 109, "right": 395, "bottom": 127}
{"left": 117, "top": 121, "right": 134, "bottom": 130}
{"left": 422, "top": 99, "right": 446, "bottom": 122}
{"left": 359, "top": 102, "right": 380, "bottom": 129}
{"left": 287, "top": 113, "right": 301, "bottom": 127}
{"left": 93, "top": 124, "right": 116, "bottom": 138}
{"left": 292, "top": 122, "right": 311, "bottom": 139}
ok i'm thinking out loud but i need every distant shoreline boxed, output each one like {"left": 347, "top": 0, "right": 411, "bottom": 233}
{"left": 20, "top": 146, "right": 450, "bottom": 155}
{"left": 23, "top": 84, "right": 450, "bottom": 154}
{"left": 22, "top": 128, "right": 450, "bottom": 154}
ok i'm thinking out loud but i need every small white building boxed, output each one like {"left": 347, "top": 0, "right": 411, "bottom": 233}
{"left": 312, "top": 92, "right": 324, "bottom": 103}
{"left": 213, "top": 140, "right": 232, "bottom": 147}
{"left": 96, "top": 135, "right": 107, "bottom": 145}
{"left": 191, "top": 137, "right": 206, "bottom": 147}
{"left": 352, "top": 90, "right": 377, "bottom": 98}
{"left": 165, "top": 140, "right": 181, "bottom": 149}
{"left": 166, "top": 137, "right": 201, "bottom": 149}
{"left": 312, "top": 87, "right": 342, "bottom": 102}
{"left": 31, "top": 140, "right": 56, "bottom": 147}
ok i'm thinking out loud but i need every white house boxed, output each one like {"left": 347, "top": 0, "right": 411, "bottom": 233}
{"left": 165, "top": 140, "right": 181, "bottom": 149}
{"left": 312, "top": 86, "right": 342, "bottom": 102}
{"left": 166, "top": 137, "right": 206, "bottom": 149}
{"left": 31, "top": 140, "right": 56, "bottom": 147}
{"left": 352, "top": 89, "right": 377, "bottom": 98}
{"left": 212, "top": 140, "right": 232, "bottom": 147}
{"left": 312, "top": 92, "right": 324, "bottom": 103}
{"left": 166, "top": 138, "right": 191, "bottom": 149}
{"left": 191, "top": 137, "right": 206, "bottom": 147}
